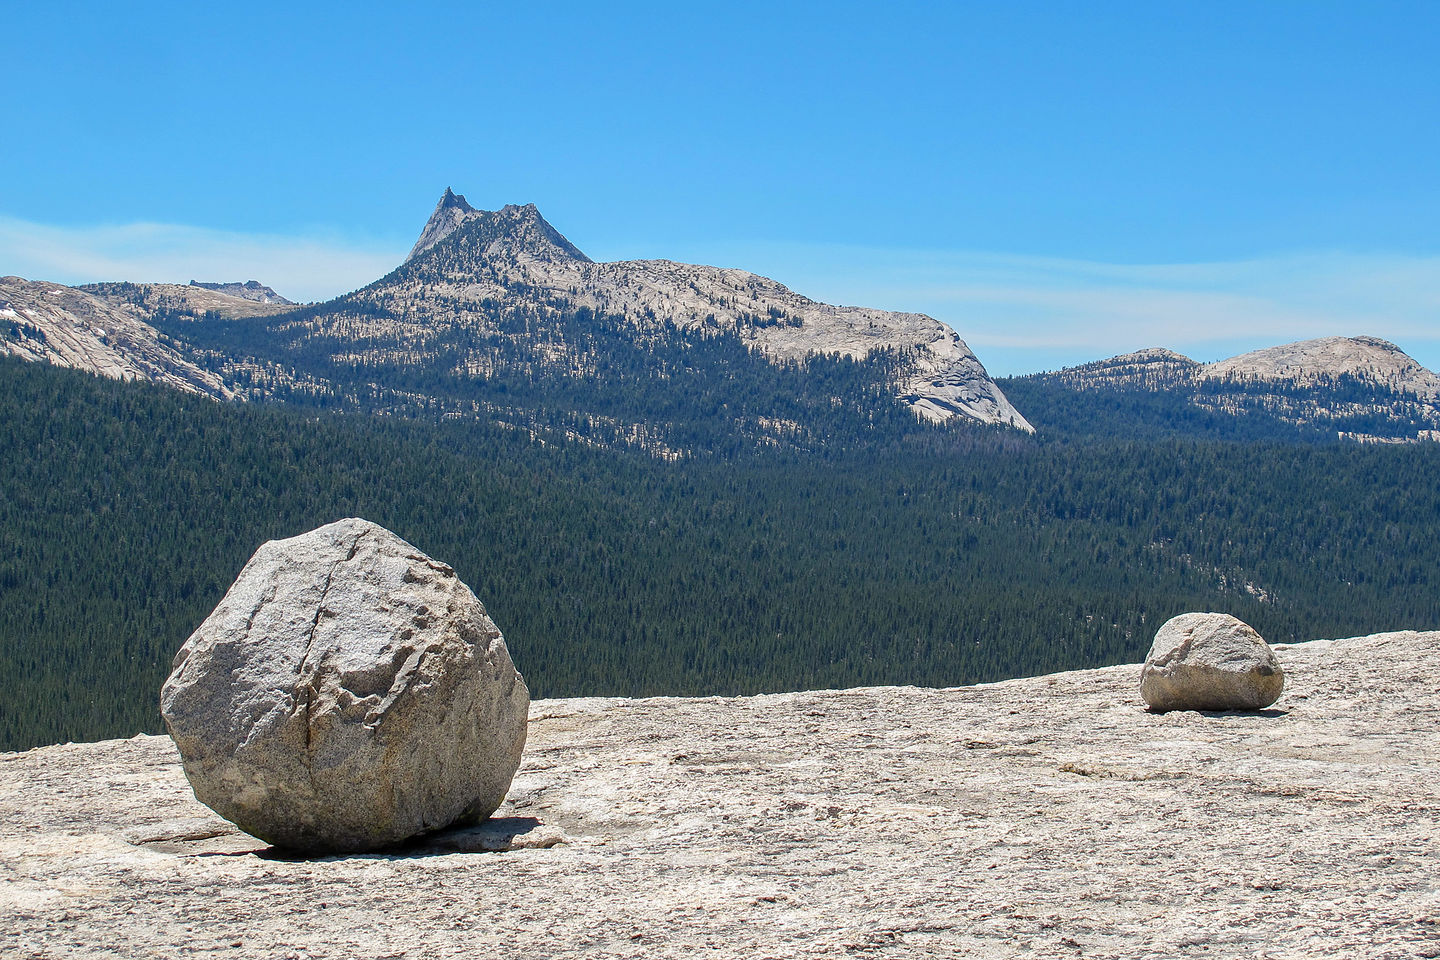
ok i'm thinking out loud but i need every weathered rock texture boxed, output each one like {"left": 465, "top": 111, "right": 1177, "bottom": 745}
{"left": 1200, "top": 335, "right": 1440, "bottom": 397}
{"left": 3, "top": 630, "right": 1437, "bottom": 958}
{"left": 1140, "top": 612, "right": 1285, "bottom": 712}
{"left": 160, "top": 518, "right": 529, "bottom": 852}
{"left": 0, "top": 276, "right": 240, "bottom": 398}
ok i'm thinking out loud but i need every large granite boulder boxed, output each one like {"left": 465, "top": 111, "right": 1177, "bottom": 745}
{"left": 160, "top": 518, "right": 529, "bottom": 852}
{"left": 1140, "top": 612, "right": 1284, "bottom": 712}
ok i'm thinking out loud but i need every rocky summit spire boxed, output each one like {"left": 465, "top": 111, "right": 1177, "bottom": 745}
{"left": 406, "top": 188, "right": 480, "bottom": 261}
{"left": 404, "top": 191, "right": 591, "bottom": 265}
{"left": 378, "top": 189, "right": 1022, "bottom": 430}
{"left": 495, "top": 203, "right": 592, "bottom": 263}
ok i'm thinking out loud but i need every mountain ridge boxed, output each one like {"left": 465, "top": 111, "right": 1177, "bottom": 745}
{"left": 6, "top": 190, "right": 1439, "bottom": 446}
{"left": 1042, "top": 336, "right": 1440, "bottom": 394}
{"left": 1, "top": 276, "right": 239, "bottom": 399}
{"left": 187, "top": 280, "right": 294, "bottom": 305}
{"left": 1201, "top": 335, "right": 1440, "bottom": 397}
{"left": 382, "top": 192, "right": 1031, "bottom": 430}
{"left": 1009, "top": 335, "right": 1440, "bottom": 442}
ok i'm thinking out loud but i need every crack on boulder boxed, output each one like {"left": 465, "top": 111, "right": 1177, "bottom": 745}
{"left": 296, "top": 531, "right": 364, "bottom": 754}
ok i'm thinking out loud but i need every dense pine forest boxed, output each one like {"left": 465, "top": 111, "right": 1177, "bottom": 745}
{"left": 4, "top": 356, "right": 1439, "bottom": 750}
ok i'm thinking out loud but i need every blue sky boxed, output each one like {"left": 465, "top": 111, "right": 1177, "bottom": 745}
{"left": 3, "top": 1, "right": 1437, "bottom": 375}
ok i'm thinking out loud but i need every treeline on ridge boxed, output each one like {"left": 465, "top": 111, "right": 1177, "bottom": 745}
{"left": 148, "top": 297, "right": 944, "bottom": 458}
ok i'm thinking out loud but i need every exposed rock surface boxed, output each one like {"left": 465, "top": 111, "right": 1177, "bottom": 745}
{"left": 80, "top": 280, "right": 298, "bottom": 319}
{"left": 1021, "top": 336, "right": 1440, "bottom": 441}
{"left": 385, "top": 191, "right": 1030, "bottom": 430}
{"left": 1140, "top": 612, "right": 1284, "bottom": 711}
{"left": 160, "top": 518, "right": 529, "bottom": 852}
{"left": 1041, "top": 337, "right": 1439, "bottom": 396}
{"left": 0, "top": 276, "right": 239, "bottom": 398}
{"left": 187, "top": 280, "right": 294, "bottom": 305}
{"left": 1200, "top": 335, "right": 1440, "bottom": 397}
{"left": 4, "top": 630, "right": 1437, "bottom": 958}
{"left": 406, "top": 188, "right": 592, "bottom": 265}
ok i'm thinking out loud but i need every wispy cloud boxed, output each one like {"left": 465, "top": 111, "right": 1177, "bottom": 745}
{"left": 0, "top": 217, "right": 406, "bottom": 304}
{"left": 696, "top": 244, "right": 1440, "bottom": 376}
{"left": 4, "top": 216, "right": 1437, "bottom": 377}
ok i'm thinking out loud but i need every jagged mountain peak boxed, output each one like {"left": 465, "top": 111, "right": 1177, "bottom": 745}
{"left": 384, "top": 190, "right": 1028, "bottom": 431}
{"left": 406, "top": 188, "right": 477, "bottom": 261}
{"left": 439, "top": 186, "right": 472, "bottom": 210}
{"left": 406, "top": 192, "right": 591, "bottom": 265}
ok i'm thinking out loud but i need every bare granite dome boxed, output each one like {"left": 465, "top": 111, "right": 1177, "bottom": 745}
{"left": 1199, "top": 335, "right": 1440, "bottom": 397}
{"left": 1025, "top": 336, "right": 1440, "bottom": 441}
{"left": 3, "top": 629, "right": 1436, "bottom": 957}
{"left": 0, "top": 276, "right": 240, "bottom": 399}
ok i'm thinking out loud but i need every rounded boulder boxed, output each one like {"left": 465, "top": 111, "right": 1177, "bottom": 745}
{"left": 161, "top": 518, "right": 529, "bottom": 853}
{"left": 1139, "top": 612, "right": 1283, "bottom": 712}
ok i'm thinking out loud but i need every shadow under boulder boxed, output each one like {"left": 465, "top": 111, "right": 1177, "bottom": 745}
{"left": 1140, "top": 612, "right": 1284, "bottom": 712}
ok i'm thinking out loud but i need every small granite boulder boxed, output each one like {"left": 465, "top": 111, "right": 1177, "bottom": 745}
{"left": 161, "top": 518, "right": 529, "bottom": 853}
{"left": 1140, "top": 612, "right": 1283, "bottom": 712}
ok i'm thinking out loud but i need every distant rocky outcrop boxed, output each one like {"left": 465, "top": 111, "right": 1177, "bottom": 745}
{"left": 1048, "top": 337, "right": 1440, "bottom": 397}
{"left": 160, "top": 518, "right": 529, "bottom": 852}
{"left": 79, "top": 280, "right": 296, "bottom": 320}
{"left": 1020, "top": 336, "right": 1440, "bottom": 442}
{"left": 1200, "top": 335, "right": 1440, "bottom": 397}
{"left": 0, "top": 276, "right": 239, "bottom": 399}
{"left": 188, "top": 280, "right": 294, "bottom": 305}
{"left": 1039, "top": 346, "right": 1201, "bottom": 390}
{"left": 385, "top": 191, "right": 1030, "bottom": 430}
{"left": 1139, "top": 612, "right": 1284, "bottom": 711}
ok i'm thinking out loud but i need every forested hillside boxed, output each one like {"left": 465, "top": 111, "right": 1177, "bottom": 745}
{"left": 3, "top": 356, "right": 1439, "bottom": 750}
{"left": 149, "top": 297, "right": 959, "bottom": 458}
{"left": 1000, "top": 371, "right": 1440, "bottom": 443}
